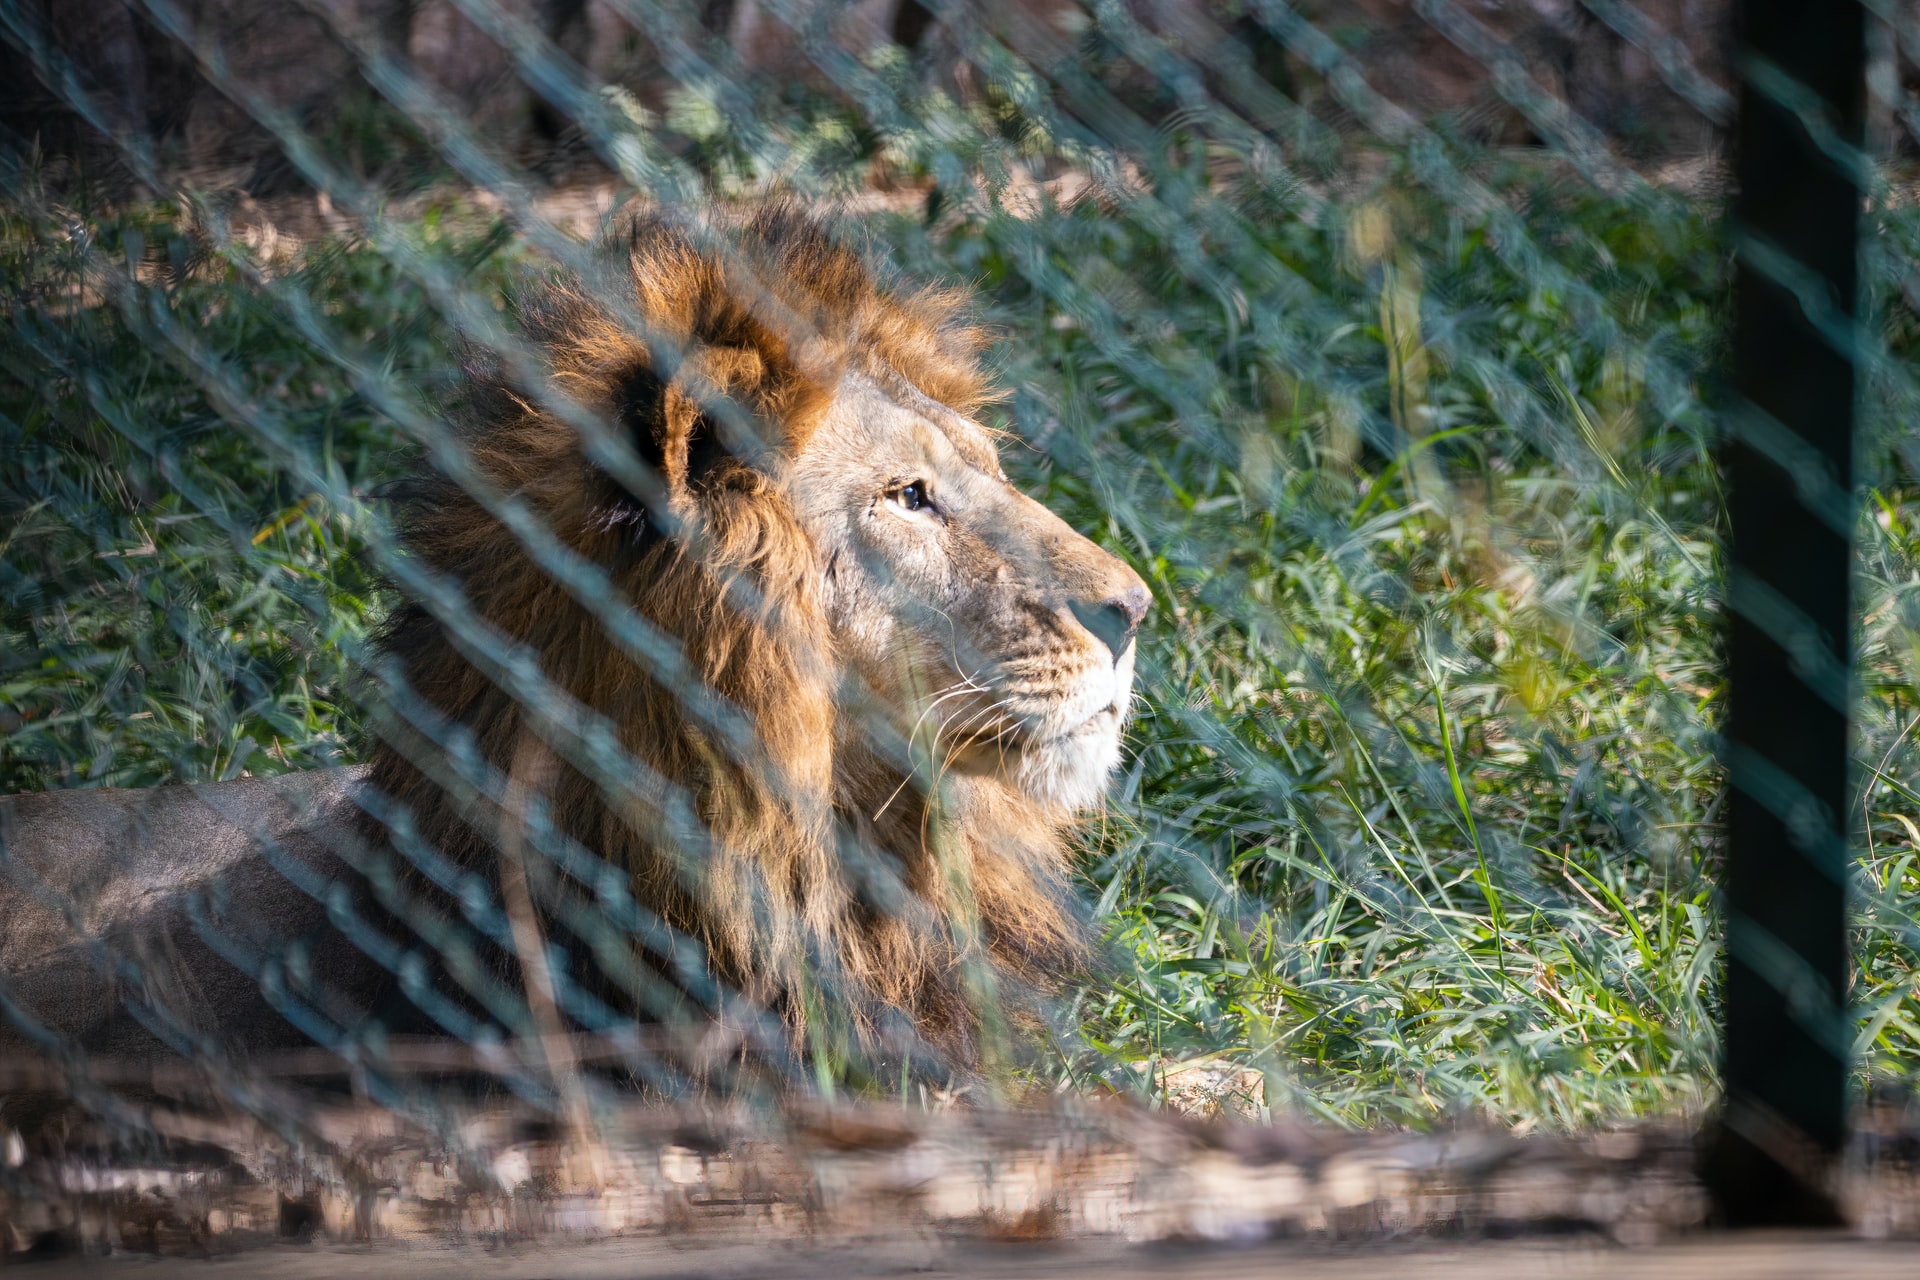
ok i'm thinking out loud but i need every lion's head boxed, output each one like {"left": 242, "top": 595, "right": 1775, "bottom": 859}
{"left": 370, "top": 207, "right": 1148, "bottom": 1057}
{"left": 799, "top": 367, "right": 1149, "bottom": 814}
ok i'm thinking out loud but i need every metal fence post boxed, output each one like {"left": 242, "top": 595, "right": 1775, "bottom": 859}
{"left": 1707, "top": 0, "right": 1865, "bottom": 1227}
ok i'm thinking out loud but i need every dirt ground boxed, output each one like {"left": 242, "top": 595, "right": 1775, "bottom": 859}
{"left": 7, "top": 1084, "right": 1920, "bottom": 1274}
{"left": 20, "top": 1232, "right": 1920, "bottom": 1279}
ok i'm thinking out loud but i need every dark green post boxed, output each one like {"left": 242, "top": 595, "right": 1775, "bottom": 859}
{"left": 1706, "top": 0, "right": 1865, "bottom": 1227}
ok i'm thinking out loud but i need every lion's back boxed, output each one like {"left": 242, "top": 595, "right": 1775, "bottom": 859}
{"left": 0, "top": 767, "right": 396, "bottom": 1059}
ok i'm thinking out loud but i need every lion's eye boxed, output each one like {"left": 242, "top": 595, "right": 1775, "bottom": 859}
{"left": 892, "top": 481, "right": 932, "bottom": 513}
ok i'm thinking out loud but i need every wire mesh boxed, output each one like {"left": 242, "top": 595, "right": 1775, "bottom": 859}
{"left": 0, "top": 0, "right": 1917, "bottom": 1205}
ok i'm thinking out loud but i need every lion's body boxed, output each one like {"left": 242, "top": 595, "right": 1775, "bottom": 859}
{"left": 0, "top": 768, "right": 390, "bottom": 1059}
{"left": 1, "top": 208, "right": 1149, "bottom": 1066}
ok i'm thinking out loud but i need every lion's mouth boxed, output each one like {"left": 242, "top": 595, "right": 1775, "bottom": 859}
{"left": 1008, "top": 700, "right": 1124, "bottom": 749}
{"left": 1066, "top": 702, "right": 1123, "bottom": 736}
{"left": 919, "top": 685, "right": 1129, "bottom": 810}
{"left": 930, "top": 681, "right": 1127, "bottom": 766}
{"left": 939, "top": 707, "right": 1108, "bottom": 755}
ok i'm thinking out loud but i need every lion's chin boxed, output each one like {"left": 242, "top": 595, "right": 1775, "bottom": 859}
{"left": 935, "top": 680, "right": 1133, "bottom": 813}
{"left": 987, "top": 713, "right": 1126, "bottom": 814}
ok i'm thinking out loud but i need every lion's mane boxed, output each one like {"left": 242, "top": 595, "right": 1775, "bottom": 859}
{"left": 367, "top": 209, "right": 1090, "bottom": 1058}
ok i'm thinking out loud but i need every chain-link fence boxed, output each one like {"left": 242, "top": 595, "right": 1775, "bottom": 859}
{"left": 2, "top": 0, "right": 1919, "bottom": 1245}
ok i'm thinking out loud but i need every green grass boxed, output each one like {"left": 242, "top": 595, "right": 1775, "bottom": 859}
{"left": 934, "top": 172, "right": 1920, "bottom": 1126}
{"left": 941, "top": 181, "right": 1735, "bottom": 1125}
{"left": 3, "top": 156, "right": 1919, "bottom": 1129}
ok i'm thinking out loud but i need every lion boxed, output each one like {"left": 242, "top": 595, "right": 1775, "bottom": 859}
{"left": 0, "top": 207, "right": 1149, "bottom": 1072}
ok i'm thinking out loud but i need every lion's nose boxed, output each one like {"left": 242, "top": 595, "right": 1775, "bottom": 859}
{"left": 1070, "top": 582, "right": 1151, "bottom": 666}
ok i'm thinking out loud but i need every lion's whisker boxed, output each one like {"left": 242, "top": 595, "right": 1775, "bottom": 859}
{"left": 939, "top": 694, "right": 1017, "bottom": 747}
{"left": 877, "top": 689, "right": 1019, "bottom": 823}
{"left": 931, "top": 697, "right": 1020, "bottom": 792}
{"left": 873, "top": 682, "right": 992, "bottom": 822}
{"left": 901, "top": 680, "right": 991, "bottom": 750}
{"left": 924, "top": 601, "right": 997, "bottom": 690}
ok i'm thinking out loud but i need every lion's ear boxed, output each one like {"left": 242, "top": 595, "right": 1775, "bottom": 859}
{"left": 594, "top": 361, "right": 673, "bottom": 536}
{"left": 604, "top": 358, "right": 733, "bottom": 527}
{"left": 668, "top": 378, "right": 739, "bottom": 492}
{"left": 609, "top": 348, "right": 777, "bottom": 519}
{"left": 612, "top": 361, "right": 678, "bottom": 482}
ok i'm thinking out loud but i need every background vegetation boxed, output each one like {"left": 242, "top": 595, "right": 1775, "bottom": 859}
{"left": 5, "top": 66, "right": 1920, "bottom": 1128}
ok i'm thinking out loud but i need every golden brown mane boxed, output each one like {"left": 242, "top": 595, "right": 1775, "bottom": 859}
{"left": 367, "top": 208, "right": 1093, "bottom": 1062}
